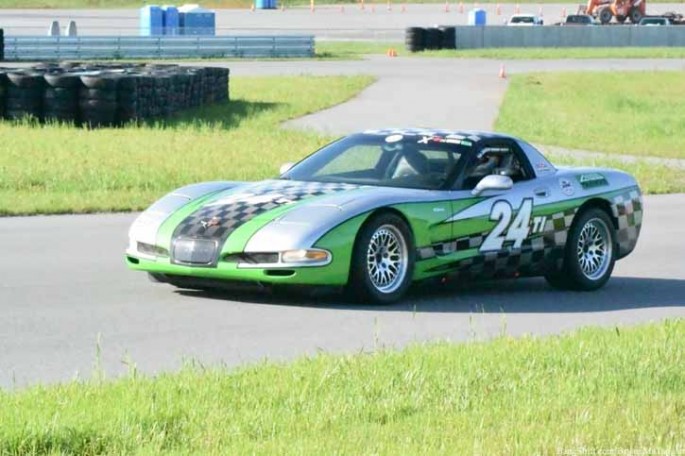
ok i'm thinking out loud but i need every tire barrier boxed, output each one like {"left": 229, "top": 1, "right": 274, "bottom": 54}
{"left": 0, "top": 62, "right": 230, "bottom": 127}
{"left": 405, "top": 26, "right": 456, "bottom": 52}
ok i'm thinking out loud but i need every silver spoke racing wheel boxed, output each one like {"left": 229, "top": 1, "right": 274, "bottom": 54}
{"left": 366, "top": 224, "right": 408, "bottom": 294}
{"left": 545, "top": 207, "right": 616, "bottom": 291}
{"left": 350, "top": 213, "right": 415, "bottom": 303}
{"left": 577, "top": 218, "right": 612, "bottom": 281}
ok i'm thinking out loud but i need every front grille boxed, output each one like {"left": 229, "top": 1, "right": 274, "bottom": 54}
{"left": 172, "top": 238, "right": 218, "bottom": 265}
{"left": 224, "top": 252, "right": 279, "bottom": 265}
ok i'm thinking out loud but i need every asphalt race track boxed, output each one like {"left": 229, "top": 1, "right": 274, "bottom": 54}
{"left": 1, "top": 194, "right": 684, "bottom": 388}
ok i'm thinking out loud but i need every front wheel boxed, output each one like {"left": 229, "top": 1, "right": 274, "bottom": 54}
{"left": 545, "top": 208, "right": 616, "bottom": 291}
{"left": 348, "top": 213, "right": 415, "bottom": 304}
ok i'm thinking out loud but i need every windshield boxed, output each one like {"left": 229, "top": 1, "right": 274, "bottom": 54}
{"left": 511, "top": 16, "right": 534, "bottom": 23}
{"left": 281, "top": 133, "right": 469, "bottom": 190}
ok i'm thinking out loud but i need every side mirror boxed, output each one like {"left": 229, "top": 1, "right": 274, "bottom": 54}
{"left": 471, "top": 174, "right": 513, "bottom": 196}
{"left": 279, "top": 162, "right": 294, "bottom": 175}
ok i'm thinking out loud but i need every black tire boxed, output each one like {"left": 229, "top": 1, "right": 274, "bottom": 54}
{"left": 7, "top": 72, "right": 45, "bottom": 89}
{"left": 6, "top": 98, "right": 41, "bottom": 110}
{"left": 598, "top": 7, "right": 613, "bottom": 24}
{"left": 79, "top": 99, "right": 117, "bottom": 111}
{"left": 79, "top": 88, "right": 117, "bottom": 102}
{"left": 44, "top": 73, "right": 82, "bottom": 89}
{"left": 545, "top": 208, "right": 616, "bottom": 291}
{"left": 80, "top": 74, "right": 120, "bottom": 90}
{"left": 7, "top": 86, "right": 42, "bottom": 100}
{"left": 44, "top": 88, "right": 78, "bottom": 102}
{"left": 628, "top": 7, "right": 643, "bottom": 23}
{"left": 438, "top": 26, "right": 456, "bottom": 50}
{"left": 425, "top": 27, "right": 443, "bottom": 50}
{"left": 405, "top": 27, "right": 425, "bottom": 53}
{"left": 348, "top": 212, "right": 415, "bottom": 304}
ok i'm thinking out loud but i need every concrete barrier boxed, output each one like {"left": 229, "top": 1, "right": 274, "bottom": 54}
{"left": 454, "top": 25, "right": 685, "bottom": 49}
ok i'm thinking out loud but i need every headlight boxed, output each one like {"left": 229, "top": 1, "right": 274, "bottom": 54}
{"left": 137, "top": 242, "right": 169, "bottom": 257}
{"left": 281, "top": 249, "right": 331, "bottom": 265}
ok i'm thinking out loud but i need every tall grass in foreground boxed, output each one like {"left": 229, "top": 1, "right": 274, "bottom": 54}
{"left": 496, "top": 71, "right": 685, "bottom": 159}
{"left": 0, "top": 76, "right": 374, "bottom": 215}
{"left": 1, "top": 320, "right": 684, "bottom": 454}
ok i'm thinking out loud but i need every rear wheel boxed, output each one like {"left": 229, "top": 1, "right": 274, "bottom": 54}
{"left": 598, "top": 7, "right": 613, "bottom": 24}
{"left": 348, "top": 213, "right": 414, "bottom": 304}
{"left": 629, "top": 6, "right": 643, "bottom": 23}
{"left": 545, "top": 208, "right": 616, "bottom": 291}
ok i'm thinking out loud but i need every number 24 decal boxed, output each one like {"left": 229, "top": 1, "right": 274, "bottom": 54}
{"left": 480, "top": 198, "right": 547, "bottom": 252}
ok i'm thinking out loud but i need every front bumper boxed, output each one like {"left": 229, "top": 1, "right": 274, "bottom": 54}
{"left": 125, "top": 254, "right": 348, "bottom": 286}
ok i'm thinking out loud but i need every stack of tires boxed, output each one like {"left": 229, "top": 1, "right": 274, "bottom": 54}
{"left": 6, "top": 71, "right": 45, "bottom": 121}
{"left": 405, "top": 26, "right": 457, "bottom": 53}
{"left": 80, "top": 74, "right": 120, "bottom": 127}
{"left": 44, "top": 71, "right": 81, "bottom": 124}
{"left": 0, "top": 63, "right": 230, "bottom": 128}
{"left": 406, "top": 27, "right": 426, "bottom": 53}
{"left": 117, "top": 75, "right": 141, "bottom": 125}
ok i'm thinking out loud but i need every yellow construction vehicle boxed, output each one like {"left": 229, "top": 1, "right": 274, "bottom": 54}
{"left": 579, "top": 0, "right": 646, "bottom": 24}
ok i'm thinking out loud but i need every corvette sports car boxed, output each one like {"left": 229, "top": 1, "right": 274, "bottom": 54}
{"left": 126, "top": 129, "right": 642, "bottom": 303}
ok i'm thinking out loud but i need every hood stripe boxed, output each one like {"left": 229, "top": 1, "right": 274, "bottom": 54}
{"left": 171, "top": 180, "right": 359, "bottom": 248}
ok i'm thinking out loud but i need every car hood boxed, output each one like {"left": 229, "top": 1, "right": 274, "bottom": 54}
{"left": 171, "top": 179, "right": 363, "bottom": 244}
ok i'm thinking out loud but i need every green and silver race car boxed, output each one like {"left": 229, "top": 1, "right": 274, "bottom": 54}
{"left": 126, "top": 129, "right": 643, "bottom": 303}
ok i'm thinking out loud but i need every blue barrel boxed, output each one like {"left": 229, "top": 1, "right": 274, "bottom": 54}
{"left": 140, "top": 5, "right": 163, "bottom": 36}
{"left": 179, "top": 5, "right": 216, "bottom": 35}
{"left": 256, "top": 0, "right": 276, "bottom": 9}
{"left": 468, "top": 8, "right": 487, "bottom": 26}
{"left": 162, "top": 6, "right": 180, "bottom": 35}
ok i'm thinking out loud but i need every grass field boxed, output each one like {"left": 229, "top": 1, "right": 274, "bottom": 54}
{"left": 317, "top": 42, "right": 685, "bottom": 60}
{"left": 495, "top": 71, "right": 685, "bottom": 159}
{"left": 2, "top": 320, "right": 684, "bottom": 454}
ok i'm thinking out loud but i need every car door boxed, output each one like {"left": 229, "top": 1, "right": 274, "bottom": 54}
{"left": 446, "top": 139, "right": 550, "bottom": 278}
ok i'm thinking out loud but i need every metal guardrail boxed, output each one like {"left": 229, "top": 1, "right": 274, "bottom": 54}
{"left": 3, "top": 35, "right": 315, "bottom": 60}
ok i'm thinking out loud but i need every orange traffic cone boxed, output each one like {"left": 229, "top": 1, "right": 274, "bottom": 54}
{"left": 561, "top": 6, "right": 566, "bottom": 18}
{"left": 444, "top": 0, "right": 449, "bottom": 12}
{"left": 499, "top": 64, "right": 507, "bottom": 79}
{"left": 386, "top": 48, "right": 398, "bottom": 57}
{"left": 458, "top": 1, "right": 464, "bottom": 13}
